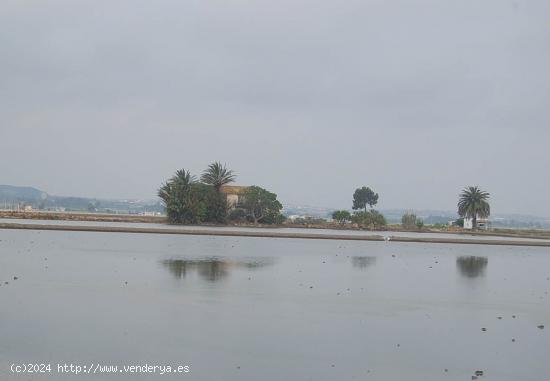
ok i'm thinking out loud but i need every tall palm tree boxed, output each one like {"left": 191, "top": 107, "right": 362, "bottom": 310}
{"left": 158, "top": 169, "right": 197, "bottom": 223}
{"left": 200, "top": 162, "right": 236, "bottom": 191}
{"left": 457, "top": 186, "right": 490, "bottom": 229}
{"left": 172, "top": 169, "right": 196, "bottom": 188}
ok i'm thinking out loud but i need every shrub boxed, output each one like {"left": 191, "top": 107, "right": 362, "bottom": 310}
{"left": 401, "top": 213, "right": 417, "bottom": 228}
{"left": 352, "top": 210, "right": 387, "bottom": 229}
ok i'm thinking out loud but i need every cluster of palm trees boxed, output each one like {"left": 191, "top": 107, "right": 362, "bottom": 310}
{"left": 158, "top": 162, "right": 236, "bottom": 224}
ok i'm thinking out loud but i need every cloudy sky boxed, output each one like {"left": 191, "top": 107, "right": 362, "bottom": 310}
{"left": 1, "top": 0, "right": 549, "bottom": 215}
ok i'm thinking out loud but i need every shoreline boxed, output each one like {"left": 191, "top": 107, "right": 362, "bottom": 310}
{"left": 1, "top": 210, "right": 550, "bottom": 241}
{"left": 1, "top": 222, "right": 550, "bottom": 247}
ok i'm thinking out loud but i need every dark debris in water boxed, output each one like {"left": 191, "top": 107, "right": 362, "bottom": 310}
{"left": 537, "top": 325, "right": 545, "bottom": 330}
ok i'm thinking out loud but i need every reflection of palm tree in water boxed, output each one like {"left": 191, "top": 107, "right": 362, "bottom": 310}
{"left": 456, "top": 256, "right": 488, "bottom": 278}
{"left": 163, "top": 259, "right": 189, "bottom": 279}
{"left": 197, "top": 260, "right": 228, "bottom": 281}
{"left": 161, "top": 258, "right": 273, "bottom": 282}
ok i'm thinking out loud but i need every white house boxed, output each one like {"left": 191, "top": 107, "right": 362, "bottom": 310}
{"left": 463, "top": 216, "right": 489, "bottom": 230}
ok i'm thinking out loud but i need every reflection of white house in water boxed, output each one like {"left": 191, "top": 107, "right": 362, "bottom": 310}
{"left": 464, "top": 216, "right": 489, "bottom": 230}
{"left": 220, "top": 185, "right": 249, "bottom": 209}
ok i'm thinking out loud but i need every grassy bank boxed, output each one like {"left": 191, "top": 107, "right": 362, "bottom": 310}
{"left": 1, "top": 210, "right": 549, "bottom": 241}
{"left": 1, "top": 221, "right": 550, "bottom": 247}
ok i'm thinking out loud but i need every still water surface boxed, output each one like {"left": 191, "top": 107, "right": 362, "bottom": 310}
{"left": 0, "top": 229, "right": 549, "bottom": 380}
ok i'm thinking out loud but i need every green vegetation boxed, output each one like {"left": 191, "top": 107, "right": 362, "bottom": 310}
{"left": 200, "top": 162, "right": 236, "bottom": 191}
{"left": 351, "top": 210, "right": 387, "bottom": 229}
{"left": 401, "top": 212, "right": 424, "bottom": 229}
{"left": 289, "top": 217, "right": 328, "bottom": 225}
{"left": 350, "top": 186, "right": 386, "bottom": 229}
{"left": 198, "top": 162, "right": 237, "bottom": 222}
{"left": 352, "top": 186, "right": 378, "bottom": 212}
{"left": 158, "top": 169, "right": 214, "bottom": 224}
{"left": 458, "top": 186, "right": 490, "bottom": 229}
{"left": 401, "top": 213, "right": 417, "bottom": 228}
{"left": 332, "top": 210, "right": 351, "bottom": 225}
{"left": 240, "top": 186, "right": 283, "bottom": 224}
{"left": 159, "top": 165, "right": 283, "bottom": 225}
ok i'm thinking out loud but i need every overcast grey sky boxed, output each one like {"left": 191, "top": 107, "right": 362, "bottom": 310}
{"left": 1, "top": 0, "right": 549, "bottom": 215}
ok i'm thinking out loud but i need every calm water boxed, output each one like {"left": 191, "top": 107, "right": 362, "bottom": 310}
{"left": 0, "top": 229, "right": 549, "bottom": 380}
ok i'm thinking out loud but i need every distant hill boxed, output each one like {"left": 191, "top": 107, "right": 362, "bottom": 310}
{"left": 0, "top": 184, "right": 162, "bottom": 214}
{"left": 0, "top": 185, "right": 48, "bottom": 203}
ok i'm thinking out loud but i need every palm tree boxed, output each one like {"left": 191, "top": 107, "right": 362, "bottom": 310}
{"left": 172, "top": 169, "right": 196, "bottom": 188}
{"left": 457, "top": 186, "right": 490, "bottom": 229}
{"left": 200, "top": 162, "right": 236, "bottom": 191}
{"left": 158, "top": 169, "right": 198, "bottom": 223}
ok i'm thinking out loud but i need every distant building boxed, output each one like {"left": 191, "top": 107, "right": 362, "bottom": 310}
{"left": 464, "top": 216, "right": 489, "bottom": 230}
{"left": 140, "top": 211, "right": 162, "bottom": 216}
{"left": 220, "top": 186, "right": 249, "bottom": 209}
{"left": 23, "top": 205, "right": 33, "bottom": 211}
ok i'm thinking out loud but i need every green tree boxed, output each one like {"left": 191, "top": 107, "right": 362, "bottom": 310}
{"left": 200, "top": 162, "right": 235, "bottom": 221}
{"left": 401, "top": 213, "right": 417, "bottom": 228}
{"left": 204, "top": 188, "right": 228, "bottom": 223}
{"left": 241, "top": 186, "right": 283, "bottom": 224}
{"left": 416, "top": 219, "right": 424, "bottom": 229}
{"left": 457, "top": 186, "right": 490, "bottom": 229}
{"left": 200, "top": 162, "right": 236, "bottom": 192}
{"left": 228, "top": 208, "right": 247, "bottom": 223}
{"left": 352, "top": 210, "right": 387, "bottom": 229}
{"left": 352, "top": 187, "right": 379, "bottom": 212}
{"left": 332, "top": 210, "right": 351, "bottom": 225}
{"left": 158, "top": 169, "right": 203, "bottom": 224}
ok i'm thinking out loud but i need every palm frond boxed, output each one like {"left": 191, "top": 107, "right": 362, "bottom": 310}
{"left": 457, "top": 186, "right": 491, "bottom": 219}
{"left": 200, "top": 162, "right": 236, "bottom": 190}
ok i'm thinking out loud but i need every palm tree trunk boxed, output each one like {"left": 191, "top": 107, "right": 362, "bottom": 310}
{"left": 473, "top": 214, "right": 477, "bottom": 230}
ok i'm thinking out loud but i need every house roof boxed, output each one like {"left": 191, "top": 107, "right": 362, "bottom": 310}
{"left": 220, "top": 185, "right": 249, "bottom": 195}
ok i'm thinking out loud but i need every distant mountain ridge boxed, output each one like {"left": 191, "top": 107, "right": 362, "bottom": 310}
{"left": 0, "top": 184, "right": 162, "bottom": 214}
{"left": 0, "top": 185, "right": 48, "bottom": 202}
